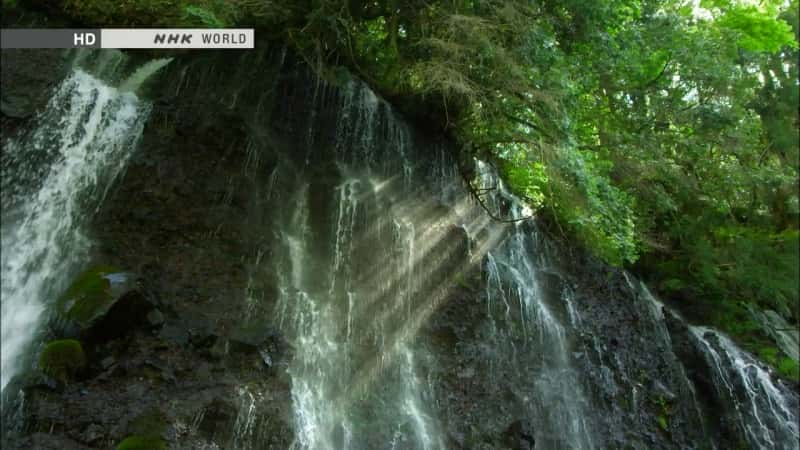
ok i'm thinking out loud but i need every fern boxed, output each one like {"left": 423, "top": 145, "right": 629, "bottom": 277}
{"left": 184, "top": 5, "right": 226, "bottom": 28}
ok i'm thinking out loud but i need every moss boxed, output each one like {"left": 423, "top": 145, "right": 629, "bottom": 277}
{"left": 116, "top": 435, "right": 166, "bottom": 450}
{"left": 39, "top": 339, "right": 86, "bottom": 382}
{"left": 777, "top": 357, "right": 799, "bottom": 381}
{"left": 57, "top": 265, "right": 122, "bottom": 328}
{"left": 657, "top": 414, "right": 669, "bottom": 431}
{"left": 757, "top": 346, "right": 779, "bottom": 365}
{"left": 654, "top": 394, "right": 671, "bottom": 433}
{"left": 752, "top": 344, "right": 799, "bottom": 382}
{"left": 714, "top": 307, "right": 798, "bottom": 383}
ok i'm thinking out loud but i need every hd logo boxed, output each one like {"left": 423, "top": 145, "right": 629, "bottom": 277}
{"left": 0, "top": 28, "right": 254, "bottom": 49}
{"left": 73, "top": 32, "right": 97, "bottom": 46}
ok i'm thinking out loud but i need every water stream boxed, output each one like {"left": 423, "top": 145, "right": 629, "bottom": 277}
{"left": 0, "top": 51, "right": 171, "bottom": 392}
{"left": 0, "top": 51, "right": 797, "bottom": 450}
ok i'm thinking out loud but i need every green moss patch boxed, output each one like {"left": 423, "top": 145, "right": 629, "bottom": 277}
{"left": 116, "top": 435, "right": 166, "bottom": 450}
{"left": 39, "top": 339, "right": 86, "bottom": 382}
{"left": 657, "top": 414, "right": 669, "bottom": 431}
{"left": 755, "top": 345, "right": 800, "bottom": 382}
{"left": 777, "top": 357, "right": 800, "bottom": 382}
{"left": 57, "top": 265, "right": 126, "bottom": 328}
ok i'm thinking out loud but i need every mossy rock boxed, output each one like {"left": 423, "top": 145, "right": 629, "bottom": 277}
{"left": 56, "top": 265, "right": 137, "bottom": 330}
{"left": 117, "top": 409, "right": 168, "bottom": 450}
{"left": 39, "top": 339, "right": 86, "bottom": 382}
{"left": 129, "top": 409, "right": 167, "bottom": 437}
{"left": 116, "top": 435, "right": 166, "bottom": 450}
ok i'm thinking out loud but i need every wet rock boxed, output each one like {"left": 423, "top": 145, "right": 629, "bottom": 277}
{"left": 146, "top": 309, "right": 165, "bottom": 327}
{"left": 748, "top": 306, "right": 799, "bottom": 362}
{"left": 652, "top": 380, "right": 677, "bottom": 403}
{"left": 229, "top": 324, "right": 287, "bottom": 368}
{"left": 159, "top": 323, "right": 190, "bottom": 345}
{"left": 80, "top": 423, "right": 104, "bottom": 444}
{"left": 197, "top": 398, "right": 238, "bottom": 440}
{"left": 15, "top": 432, "right": 92, "bottom": 450}
{"left": 85, "top": 292, "right": 155, "bottom": 345}
{"left": 504, "top": 420, "right": 536, "bottom": 450}
{"left": 457, "top": 366, "right": 475, "bottom": 379}
{"left": 0, "top": 49, "right": 70, "bottom": 119}
{"left": 115, "top": 435, "right": 167, "bottom": 450}
{"left": 100, "top": 356, "right": 116, "bottom": 370}
{"left": 53, "top": 266, "right": 150, "bottom": 344}
{"left": 208, "top": 337, "right": 229, "bottom": 360}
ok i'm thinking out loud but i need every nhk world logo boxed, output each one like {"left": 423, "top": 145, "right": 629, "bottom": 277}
{"left": 0, "top": 29, "right": 254, "bottom": 49}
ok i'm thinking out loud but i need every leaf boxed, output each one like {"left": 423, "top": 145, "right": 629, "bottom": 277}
{"left": 717, "top": 7, "right": 798, "bottom": 52}
{"left": 184, "top": 5, "right": 226, "bottom": 28}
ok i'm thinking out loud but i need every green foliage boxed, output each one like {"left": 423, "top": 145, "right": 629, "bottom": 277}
{"left": 39, "top": 339, "right": 86, "bottom": 382}
{"left": 30, "top": 0, "right": 799, "bottom": 377}
{"left": 715, "top": 6, "right": 797, "bottom": 52}
{"left": 498, "top": 144, "right": 639, "bottom": 266}
{"left": 62, "top": 0, "right": 183, "bottom": 27}
{"left": 551, "top": 148, "right": 639, "bottom": 265}
{"left": 61, "top": 0, "right": 241, "bottom": 27}
{"left": 184, "top": 5, "right": 226, "bottom": 28}
{"left": 116, "top": 436, "right": 166, "bottom": 450}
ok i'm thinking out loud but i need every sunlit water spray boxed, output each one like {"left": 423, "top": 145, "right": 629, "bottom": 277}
{"left": 0, "top": 53, "right": 171, "bottom": 393}
{"left": 239, "top": 70, "right": 798, "bottom": 450}
{"left": 263, "top": 78, "right": 478, "bottom": 449}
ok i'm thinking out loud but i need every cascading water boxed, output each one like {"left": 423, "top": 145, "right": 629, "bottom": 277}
{"left": 476, "top": 162, "right": 595, "bottom": 449}
{"left": 624, "top": 271, "right": 799, "bottom": 450}
{"left": 689, "top": 326, "right": 799, "bottom": 449}
{"left": 271, "top": 80, "right": 458, "bottom": 449}
{"left": 0, "top": 51, "right": 171, "bottom": 392}
{"left": 2, "top": 48, "right": 798, "bottom": 450}
{"left": 247, "top": 74, "right": 799, "bottom": 450}
{"left": 257, "top": 76, "right": 601, "bottom": 449}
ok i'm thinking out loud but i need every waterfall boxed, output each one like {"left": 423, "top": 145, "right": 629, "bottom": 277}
{"left": 3, "top": 49, "right": 797, "bottom": 450}
{"left": 0, "top": 52, "right": 170, "bottom": 392}
{"left": 269, "top": 79, "right": 463, "bottom": 450}
{"left": 478, "top": 162, "right": 595, "bottom": 449}
{"left": 265, "top": 76, "right": 599, "bottom": 448}
{"left": 690, "top": 327, "right": 799, "bottom": 449}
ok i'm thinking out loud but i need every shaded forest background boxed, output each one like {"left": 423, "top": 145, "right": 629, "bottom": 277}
{"left": 3, "top": 0, "right": 799, "bottom": 378}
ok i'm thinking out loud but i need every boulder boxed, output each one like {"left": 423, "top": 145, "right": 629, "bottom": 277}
{"left": 53, "top": 266, "right": 153, "bottom": 343}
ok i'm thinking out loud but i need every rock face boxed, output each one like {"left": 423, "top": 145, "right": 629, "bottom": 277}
{"left": 1, "top": 46, "right": 798, "bottom": 450}
{"left": 0, "top": 49, "right": 70, "bottom": 119}
{"left": 750, "top": 307, "right": 800, "bottom": 362}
